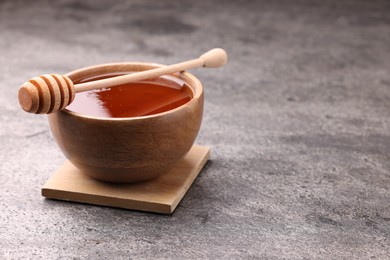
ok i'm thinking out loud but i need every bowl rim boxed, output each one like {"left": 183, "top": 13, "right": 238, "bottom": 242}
{"left": 61, "top": 62, "right": 203, "bottom": 121}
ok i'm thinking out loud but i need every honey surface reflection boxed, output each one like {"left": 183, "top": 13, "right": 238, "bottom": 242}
{"left": 67, "top": 74, "right": 193, "bottom": 118}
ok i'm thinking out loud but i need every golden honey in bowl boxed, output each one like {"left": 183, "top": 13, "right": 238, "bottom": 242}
{"left": 67, "top": 73, "right": 193, "bottom": 118}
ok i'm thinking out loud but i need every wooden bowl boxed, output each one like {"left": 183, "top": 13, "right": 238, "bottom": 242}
{"left": 48, "top": 62, "right": 203, "bottom": 183}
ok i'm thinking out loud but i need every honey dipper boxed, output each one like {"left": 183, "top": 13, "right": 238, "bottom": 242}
{"left": 18, "top": 48, "right": 227, "bottom": 114}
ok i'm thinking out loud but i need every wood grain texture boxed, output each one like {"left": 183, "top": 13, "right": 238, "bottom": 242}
{"left": 48, "top": 62, "right": 204, "bottom": 183}
{"left": 18, "top": 74, "right": 75, "bottom": 114}
{"left": 41, "top": 145, "right": 210, "bottom": 214}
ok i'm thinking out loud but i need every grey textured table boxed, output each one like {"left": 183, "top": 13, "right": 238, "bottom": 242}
{"left": 1, "top": 0, "right": 390, "bottom": 259}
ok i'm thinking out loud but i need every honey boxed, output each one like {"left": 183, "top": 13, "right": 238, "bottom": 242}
{"left": 67, "top": 73, "right": 193, "bottom": 118}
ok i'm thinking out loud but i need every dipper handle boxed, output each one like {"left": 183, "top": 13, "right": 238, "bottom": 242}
{"left": 18, "top": 48, "right": 227, "bottom": 114}
{"left": 76, "top": 48, "right": 228, "bottom": 92}
{"left": 199, "top": 48, "right": 228, "bottom": 68}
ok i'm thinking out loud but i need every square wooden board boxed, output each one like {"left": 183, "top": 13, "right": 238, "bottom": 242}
{"left": 42, "top": 145, "right": 210, "bottom": 214}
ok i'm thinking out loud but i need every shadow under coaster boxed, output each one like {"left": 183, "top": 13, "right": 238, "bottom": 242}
{"left": 42, "top": 145, "right": 210, "bottom": 214}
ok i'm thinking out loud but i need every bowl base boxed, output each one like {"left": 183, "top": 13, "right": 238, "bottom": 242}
{"left": 41, "top": 145, "right": 210, "bottom": 214}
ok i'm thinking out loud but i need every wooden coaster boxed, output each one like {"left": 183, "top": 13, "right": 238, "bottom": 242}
{"left": 42, "top": 145, "right": 210, "bottom": 214}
